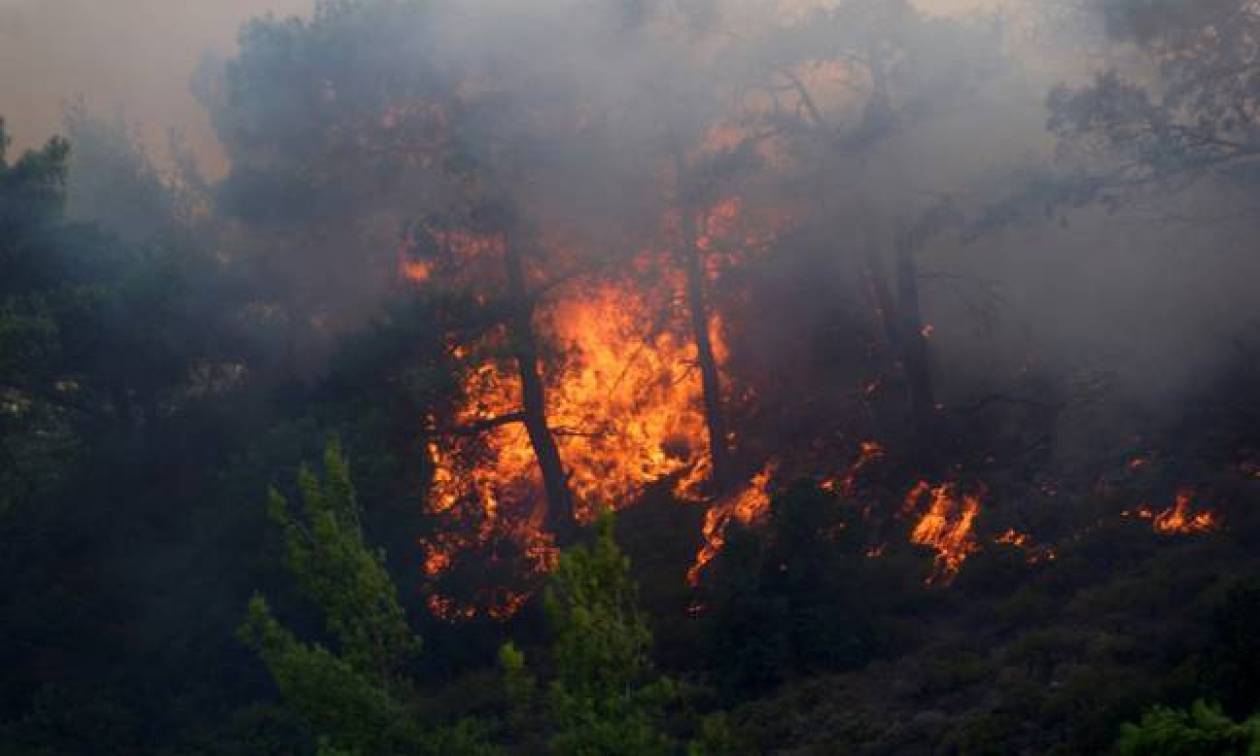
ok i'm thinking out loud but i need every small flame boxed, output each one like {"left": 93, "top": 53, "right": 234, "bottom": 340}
{"left": 1123, "top": 488, "right": 1218, "bottom": 535}
{"left": 905, "top": 481, "right": 982, "bottom": 585}
{"left": 399, "top": 259, "right": 433, "bottom": 282}
{"left": 820, "top": 440, "right": 885, "bottom": 497}
{"left": 1151, "top": 488, "right": 1218, "bottom": 535}
{"left": 994, "top": 528, "right": 1029, "bottom": 548}
{"left": 994, "top": 528, "right": 1056, "bottom": 564}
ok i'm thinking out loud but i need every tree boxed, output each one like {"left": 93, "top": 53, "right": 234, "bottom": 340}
{"left": 0, "top": 119, "right": 76, "bottom": 515}
{"left": 501, "top": 512, "right": 676, "bottom": 755}
{"left": 699, "top": 483, "right": 889, "bottom": 693}
{"left": 1114, "top": 700, "right": 1260, "bottom": 755}
{"left": 201, "top": 0, "right": 453, "bottom": 368}
{"left": 746, "top": 0, "right": 1003, "bottom": 452}
{"left": 669, "top": 144, "right": 749, "bottom": 495}
{"left": 240, "top": 439, "right": 494, "bottom": 754}
{"left": 1211, "top": 578, "right": 1260, "bottom": 717}
{"left": 211, "top": 0, "right": 600, "bottom": 539}
{"left": 1048, "top": 0, "right": 1260, "bottom": 206}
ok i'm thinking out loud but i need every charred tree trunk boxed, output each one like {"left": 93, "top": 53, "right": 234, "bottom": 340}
{"left": 894, "top": 233, "right": 937, "bottom": 444}
{"left": 864, "top": 245, "right": 900, "bottom": 352}
{"left": 674, "top": 155, "right": 734, "bottom": 495}
{"left": 502, "top": 236, "right": 576, "bottom": 543}
{"left": 862, "top": 222, "right": 938, "bottom": 457}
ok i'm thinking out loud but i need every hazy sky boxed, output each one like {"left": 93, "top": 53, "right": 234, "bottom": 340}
{"left": 0, "top": 0, "right": 991, "bottom": 172}
{"left": 0, "top": 0, "right": 313, "bottom": 170}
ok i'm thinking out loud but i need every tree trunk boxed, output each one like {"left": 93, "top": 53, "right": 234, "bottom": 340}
{"left": 864, "top": 245, "right": 900, "bottom": 352}
{"left": 894, "top": 233, "right": 936, "bottom": 443}
{"left": 674, "top": 157, "right": 734, "bottom": 495}
{"left": 502, "top": 236, "right": 576, "bottom": 542}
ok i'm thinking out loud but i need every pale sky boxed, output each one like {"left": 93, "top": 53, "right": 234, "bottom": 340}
{"left": 0, "top": 0, "right": 996, "bottom": 172}
{"left": 0, "top": 0, "right": 313, "bottom": 167}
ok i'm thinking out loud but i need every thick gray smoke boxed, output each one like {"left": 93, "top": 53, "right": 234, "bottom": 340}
{"left": 3, "top": 0, "right": 1256, "bottom": 465}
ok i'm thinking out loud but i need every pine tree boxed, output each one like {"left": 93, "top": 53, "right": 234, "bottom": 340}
{"left": 240, "top": 439, "right": 494, "bottom": 755}
{"left": 502, "top": 512, "right": 676, "bottom": 755}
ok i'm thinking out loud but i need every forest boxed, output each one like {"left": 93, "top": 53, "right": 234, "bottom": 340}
{"left": 4, "top": 0, "right": 1260, "bottom": 753}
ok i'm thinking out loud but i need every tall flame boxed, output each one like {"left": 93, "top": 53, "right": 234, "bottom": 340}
{"left": 410, "top": 194, "right": 780, "bottom": 619}
{"left": 420, "top": 264, "right": 724, "bottom": 618}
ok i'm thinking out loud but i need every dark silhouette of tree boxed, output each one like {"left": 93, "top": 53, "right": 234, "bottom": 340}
{"left": 1048, "top": 0, "right": 1260, "bottom": 206}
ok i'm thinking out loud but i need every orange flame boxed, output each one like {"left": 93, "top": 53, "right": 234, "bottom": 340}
{"left": 994, "top": 528, "right": 1029, "bottom": 548}
{"left": 410, "top": 191, "right": 779, "bottom": 618}
{"left": 416, "top": 244, "right": 729, "bottom": 618}
{"left": 1123, "top": 488, "right": 1218, "bottom": 535}
{"left": 994, "top": 528, "right": 1056, "bottom": 564}
{"left": 687, "top": 462, "right": 775, "bottom": 586}
{"left": 905, "top": 481, "right": 982, "bottom": 585}
{"left": 1151, "top": 488, "right": 1218, "bottom": 535}
{"left": 821, "top": 440, "right": 885, "bottom": 497}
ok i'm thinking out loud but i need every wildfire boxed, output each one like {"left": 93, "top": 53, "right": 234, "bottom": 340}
{"left": 905, "top": 481, "right": 982, "bottom": 585}
{"left": 539, "top": 281, "right": 720, "bottom": 510}
{"left": 687, "top": 463, "right": 775, "bottom": 586}
{"left": 416, "top": 244, "right": 730, "bottom": 618}
{"left": 408, "top": 187, "right": 781, "bottom": 619}
{"left": 1124, "top": 488, "right": 1218, "bottom": 535}
{"left": 820, "top": 440, "right": 885, "bottom": 497}
{"left": 994, "top": 528, "right": 1028, "bottom": 547}
{"left": 995, "top": 528, "right": 1057, "bottom": 564}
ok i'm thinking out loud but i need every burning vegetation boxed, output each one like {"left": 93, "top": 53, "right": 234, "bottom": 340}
{"left": 904, "top": 481, "right": 983, "bottom": 585}
{"left": 1126, "top": 488, "right": 1220, "bottom": 536}
{"left": 10, "top": 0, "right": 1260, "bottom": 753}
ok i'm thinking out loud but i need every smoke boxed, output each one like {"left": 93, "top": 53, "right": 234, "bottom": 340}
{"left": 3, "top": 0, "right": 1255, "bottom": 464}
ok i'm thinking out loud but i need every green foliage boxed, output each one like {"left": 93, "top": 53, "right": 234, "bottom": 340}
{"left": 242, "top": 441, "right": 494, "bottom": 755}
{"left": 0, "top": 119, "right": 70, "bottom": 239}
{"left": 239, "top": 594, "right": 417, "bottom": 753}
{"left": 497, "top": 641, "right": 535, "bottom": 736}
{"left": 687, "top": 712, "right": 746, "bottom": 756}
{"left": 1114, "top": 701, "right": 1260, "bottom": 756}
{"left": 700, "top": 483, "right": 896, "bottom": 693}
{"left": 508, "top": 511, "right": 677, "bottom": 755}
{"left": 263, "top": 439, "right": 420, "bottom": 684}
